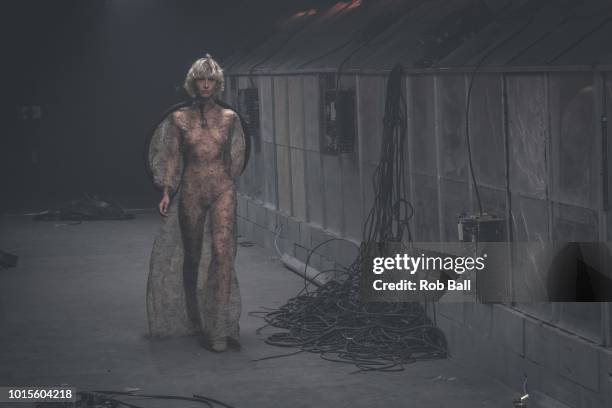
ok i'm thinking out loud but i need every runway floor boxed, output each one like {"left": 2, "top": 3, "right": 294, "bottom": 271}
{"left": 0, "top": 210, "right": 517, "bottom": 407}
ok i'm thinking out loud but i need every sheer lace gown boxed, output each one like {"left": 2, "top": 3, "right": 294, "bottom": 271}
{"left": 146, "top": 102, "right": 246, "bottom": 343}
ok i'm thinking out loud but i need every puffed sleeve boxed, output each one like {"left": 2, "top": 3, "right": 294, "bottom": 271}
{"left": 229, "top": 113, "right": 246, "bottom": 179}
{"left": 148, "top": 112, "right": 184, "bottom": 196}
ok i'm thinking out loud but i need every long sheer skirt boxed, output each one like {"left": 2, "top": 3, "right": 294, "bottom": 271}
{"left": 146, "top": 192, "right": 241, "bottom": 342}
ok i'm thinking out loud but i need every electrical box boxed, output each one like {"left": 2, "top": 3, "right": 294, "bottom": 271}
{"left": 321, "top": 89, "right": 356, "bottom": 154}
{"left": 458, "top": 213, "right": 505, "bottom": 242}
{"left": 458, "top": 213, "right": 508, "bottom": 303}
{"left": 237, "top": 87, "right": 261, "bottom": 153}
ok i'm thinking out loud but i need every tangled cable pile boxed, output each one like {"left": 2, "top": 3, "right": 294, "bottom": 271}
{"left": 259, "top": 278, "right": 447, "bottom": 372}
{"left": 32, "top": 193, "right": 134, "bottom": 223}
{"left": 256, "top": 64, "right": 447, "bottom": 372}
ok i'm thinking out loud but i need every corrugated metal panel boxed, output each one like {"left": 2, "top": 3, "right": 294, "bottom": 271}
{"left": 511, "top": 195, "right": 550, "bottom": 241}
{"left": 322, "top": 155, "right": 344, "bottom": 233}
{"left": 273, "top": 0, "right": 412, "bottom": 72}
{"left": 410, "top": 75, "right": 437, "bottom": 176}
{"left": 435, "top": 1, "right": 568, "bottom": 67}
{"left": 305, "top": 150, "right": 325, "bottom": 226}
{"left": 506, "top": 74, "right": 548, "bottom": 199}
{"left": 226, "top": 13, "right": 317, "bottom": 73}
{"left": 228, "top": 0, "right": 465, "bottom": 73}
{"left": 248, "top": 1, "right": 366, "bottom": 73}
{"left": 350, "top": 0, "right": 476, "bottom": 70}
{"left": 436, "top": 75, "right": 467, "bottom": 181}
{"left": 437, "top": 18, "right": 527, "bottom": 67}
{"left": 290, "top": 148, "right": 307, "bottom": 219}
{"left": 356, "top": 76, "right": 385, "bottom": 164}
{"left": 553, "top": 202, "right": 599, "bottom": 241}
{"left": 553, "top": 19, "right": 612, "bottom": 66}
{"left": 599, "top": 51, "right": 612, "bottom": 65}
{"left": 259, "top": 76, "right": 275, "bottom": 144}
{"left": 511, "top": 195, "right": 551, "bottom": 314}
{"left": 607, "top": 75, "right": 612, "bottom": 226}
{"left": 439, "top": 178, "right": 470, "bottom": 241}
{"left": 302, "top": 75, "right": 320, "bottom": 152}
{"left": 361, "top": 161, "right": 378, "bottom": 230}
{"left": 301, "top": 0, "right": 433, "bottom": 71}
{"left": 236, "top": 77, "right": 264, "bottom": 200}
{"left": 467, "top": 6, "right": 568, "bottom": 67}
{"left": 511, "top": 16, "right": 611, "bottom": 66}
{"left": 341, "top": 154, "right": 363, "bottom": 240}
{"left": 412, "top": 174, "right": 440, "bottom": 241}
{"left": 438, "top": 3, "right": 612, "bottom": 68}
{"left": 550, "top": 204, "right": 602, "bottom": 343}
{"left": 276, "top": 145, "right": 292, "bottom": 213}
{"left": 468, "top": 74, "right": 505, "bottom": 190}
{"left": 287, "top": 77, "right": 305, "bottom": 148}
{"left": 270, "top": 2, "right": 370, "bottom": 71}
{"left": 262, "top": 141, "right": 278, "bottom": 208}
{"left": 549, "top": 73, "right": 599, "bottom": 208}
{"left": 273, "top": 77, "right": 289, "bottom": 146}
{"left": 478, "top": 186, "right": 507, "bottom": 220}
{"left": 227, "top": 0, "right": 612, "bottom": 73}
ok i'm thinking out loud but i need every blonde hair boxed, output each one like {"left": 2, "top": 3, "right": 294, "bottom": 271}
{"left": 184, "top": 54, "right": 225, "bottom": 98}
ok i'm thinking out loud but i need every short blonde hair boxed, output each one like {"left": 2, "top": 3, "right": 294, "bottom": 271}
{"left": 184, "top": 54, "right": 225, "bottom": 98}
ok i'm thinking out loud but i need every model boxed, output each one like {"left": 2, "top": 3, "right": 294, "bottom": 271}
{"left": 147, "top": 55, "right": 246, "bottom": 352}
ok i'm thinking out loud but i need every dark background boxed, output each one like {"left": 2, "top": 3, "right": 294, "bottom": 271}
{"left": 0, "top": 0, "right": 322, "bottom": 211}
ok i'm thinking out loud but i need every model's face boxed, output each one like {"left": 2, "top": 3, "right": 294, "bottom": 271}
{"left": 195, "top": 76, "right": 218, "bottom": 98}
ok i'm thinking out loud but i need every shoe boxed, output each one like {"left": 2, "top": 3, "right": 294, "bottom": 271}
{"left": 210, "top": 337, "right": 227, "bottom": 352}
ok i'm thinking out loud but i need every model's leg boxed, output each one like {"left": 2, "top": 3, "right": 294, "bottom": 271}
{"left": 209, "top": 187, "right": 237, "bottom": 351}
{"left": 178, "top": 188, "right": 208, "bottom": 329}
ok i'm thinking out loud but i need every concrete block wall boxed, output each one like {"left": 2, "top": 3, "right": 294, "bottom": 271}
{"left": 433, "top": 303, "right": 612, "bottom": 407}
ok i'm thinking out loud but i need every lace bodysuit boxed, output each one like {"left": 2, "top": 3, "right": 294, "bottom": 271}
{"left": 148, "top": 101, "right": 246, "bottom": 342}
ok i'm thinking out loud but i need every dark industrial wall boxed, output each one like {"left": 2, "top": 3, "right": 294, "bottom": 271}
{"left": 1, "top": 0, "right": 292, "bottom": 211}
{"left": 231, "top": 70, "right": 612, "bottom": 407}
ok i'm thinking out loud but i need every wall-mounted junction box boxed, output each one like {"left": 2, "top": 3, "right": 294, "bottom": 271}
{"left": 458, "top": 213, "right": 506, "bottom": 242}
{"left": 321, "top": 88, "right": 356, "bottom": 154}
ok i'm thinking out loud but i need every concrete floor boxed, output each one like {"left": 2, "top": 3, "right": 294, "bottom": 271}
{"left": 0, "top": 210, "right": 519, "bottom": 407}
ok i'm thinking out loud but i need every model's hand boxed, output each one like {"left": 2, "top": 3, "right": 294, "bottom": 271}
{"left": 159, "top": 193, "right": 170, "bottom": 216}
